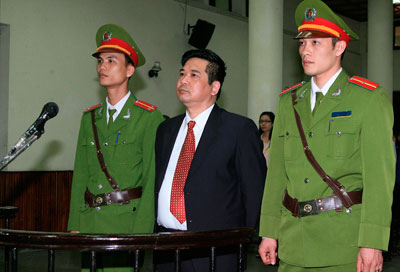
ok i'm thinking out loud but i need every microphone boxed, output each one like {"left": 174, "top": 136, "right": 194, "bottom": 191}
{"left": 24, "top": 102, "right": 59, "bottom": 138}
{"left": 0, "top": 102, "right": 59, "bottom": 170}
{"left": 9, "top": 102, "right": 59, "bottom": 155}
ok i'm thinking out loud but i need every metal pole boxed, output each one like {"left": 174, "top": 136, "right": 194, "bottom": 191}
{"left": 210, "top": 247, "right": 216, "bottom": 272}
{"left": 174, "top": 249, "right": 181, "bottom": 272}
{"left": 90, "top": 251, "right": 96, "bottom": 272}
{"left": 48, "top": 249, "right": 55, "bottom": 272}
{"left": 134, "top": 249, "right": 140, "bottom": 272}
{"left": 11, "top": 248, "right": 17, "bottom": 272}
{"left": 238, "top": 244, "right": 244, "bottom": 272}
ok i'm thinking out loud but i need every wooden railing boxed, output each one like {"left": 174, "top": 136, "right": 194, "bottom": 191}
{"left": 0, "top": 227, "right": 254, "bottom": 272}
{"left": 0, "top": 171, "right": 255, "bottom": 271}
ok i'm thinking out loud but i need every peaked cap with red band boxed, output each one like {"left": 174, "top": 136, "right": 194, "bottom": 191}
{"left": 92, "top": 24, "right": 145, "bottom": 68}
{"left": 294, "top": 0, "right": 359, "bottom": 45}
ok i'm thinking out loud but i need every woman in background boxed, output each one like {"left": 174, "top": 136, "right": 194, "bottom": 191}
{"left": 258, "top": 112, "right": 275, "bottom": 167}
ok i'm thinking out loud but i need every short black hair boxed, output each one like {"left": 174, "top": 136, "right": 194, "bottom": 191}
{"left": 124, "top": 54, "right": 134, "bottom": 67}
{"left": 181, "top": 49, "right": 227, "bottom": 100}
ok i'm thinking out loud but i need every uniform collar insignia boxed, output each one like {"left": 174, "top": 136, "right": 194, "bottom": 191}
{"left": 332, "top": 86, "right": 342, "bottom": 97}
{"left": 304, "top": 8, "right": 316, "bottom": 21}
{"left": 102, "top": 32, "right": 112, "bottom": 41}
{"left": 123, "top": 108, "right": 131, "bottom": 119}
{"left": 299, "top": 88, "right": 307, "bottom": 99}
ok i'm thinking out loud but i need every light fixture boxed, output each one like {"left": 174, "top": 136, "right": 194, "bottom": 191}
{"left": 148, "top": 61, "right": 162, "bottom": 78}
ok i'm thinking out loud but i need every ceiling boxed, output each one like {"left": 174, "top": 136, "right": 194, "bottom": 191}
{"left": 322, "top": 0, "right": 400, "bottom": 22}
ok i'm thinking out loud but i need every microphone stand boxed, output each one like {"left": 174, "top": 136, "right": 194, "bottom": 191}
{"left": 0, "top": 129, "right": 43, "bottom": 171}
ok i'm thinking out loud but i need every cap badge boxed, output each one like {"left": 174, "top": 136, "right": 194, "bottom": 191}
{"left": 304, "top": 8, "right": 316, "bottom": 21}
{"left": 102, "top": 32, "right": 112, "bottom": 41}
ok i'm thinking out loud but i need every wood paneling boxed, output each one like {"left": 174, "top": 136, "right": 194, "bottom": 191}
{"left": 0, "top": 171, "right": 73, "bottom": 232}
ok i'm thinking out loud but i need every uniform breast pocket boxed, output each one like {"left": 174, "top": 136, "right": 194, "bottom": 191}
{"left": 111, "top": 137, "right": 142, "bottom": 166}
{"left": 326, "top": 118, "right": 359, "bottom": 159}
{"left": 283, "top": 131, "right": 301, "bottom": 161}
{"left": 81, "top": 138, "right": 98, "bottom": 168}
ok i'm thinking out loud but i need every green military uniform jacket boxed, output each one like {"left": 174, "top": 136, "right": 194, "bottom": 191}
{"left": 259, "top": 70, "right": 395, "bottom": 267}
{"left": 68, "top": 94, "right": 163, "bottom": 234}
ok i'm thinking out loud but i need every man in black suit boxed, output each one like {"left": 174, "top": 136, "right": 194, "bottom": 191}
{"left": 154, "top": 49, "right": 267, "bottom": 271}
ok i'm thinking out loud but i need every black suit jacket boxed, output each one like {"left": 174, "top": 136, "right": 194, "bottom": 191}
{"left": 155, "top": 104, "right": 266, "bottom": 232}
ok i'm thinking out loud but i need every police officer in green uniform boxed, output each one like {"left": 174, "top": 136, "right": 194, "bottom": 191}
{"left": 258, "top": 1, "right": 395, "bottom": 271}
{"left": 68, "top": 24, "right": 163, "bottom": 271}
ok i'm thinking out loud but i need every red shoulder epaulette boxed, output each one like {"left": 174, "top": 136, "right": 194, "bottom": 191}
{"left": 83, "top": 104, "right": 101, "bottom": 113}
{"left": 280, "top": 81, "right": 305, "bottom": 96}
{"left": 133, "top": 100, "right": 157, "bottom": 112}
{"left": 348, "top": 76, "right": 379, "bottom": 91}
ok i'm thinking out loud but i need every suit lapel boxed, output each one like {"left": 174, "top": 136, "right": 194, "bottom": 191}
{"left": 185, "top": 105, "right": 221, "bottom": 185}
{"left": 310, "top": 71, "right": 349, "bottom": 129}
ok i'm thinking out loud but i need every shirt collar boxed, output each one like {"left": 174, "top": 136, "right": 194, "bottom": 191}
{"left": 311, "top": 67, "right": 342, "bottom": 96}
{"left": 106, "top": 91, "right": 131, "bottom": 113}
{"left": 184, "top": 104, "right": 215, "bottom": 131}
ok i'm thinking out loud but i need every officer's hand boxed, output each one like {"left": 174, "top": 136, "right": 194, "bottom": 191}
{"left": 356, "top": 247, "right": 382, "bottom": 272}
{"left": 69, "top": 230, "right": 80, "bottom": 234}
{"left": 258, "top": 237, "right": 278, "bottom": 265}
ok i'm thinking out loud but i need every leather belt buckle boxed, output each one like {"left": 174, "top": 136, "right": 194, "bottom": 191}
{"left": 299, "top": 199, "right": 318, "bottom": 217}
{"left": 92, "top": 193, "right": 108, "bottom": 207}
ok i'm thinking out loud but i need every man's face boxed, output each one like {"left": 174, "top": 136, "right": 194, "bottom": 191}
{"left": 299, "top": 38, "right": 343, "bottom": 77}
{"left": 96, "top": 52, "right": 134, "bottom": 88}
{"left": 176, "top": 57, "right": 219, "bottom": 107}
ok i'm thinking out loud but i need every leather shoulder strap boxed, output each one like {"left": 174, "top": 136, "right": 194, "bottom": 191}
{"left": 90, "top": 111, "right": 120, "bottom": 191}
{"left": 290, "top": 91, "right": 354, "bottom": 208}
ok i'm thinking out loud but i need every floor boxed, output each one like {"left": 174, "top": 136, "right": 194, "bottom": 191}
{"left": 1, "top": 245, "right": 400, "bottom": 271}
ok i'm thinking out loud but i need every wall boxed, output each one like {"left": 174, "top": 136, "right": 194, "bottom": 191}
{"left": 0, "top": 24, "right": 9, "bottom": 159}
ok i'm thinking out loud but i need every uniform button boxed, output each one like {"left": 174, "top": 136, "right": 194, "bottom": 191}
{"left": 132, "top": 207, "right": 136, "bottom": 212}
{"left": 286, "top": 132, "right": 290, "bottom": 136}
{"left": 98, "top": 184, "right": 102, "bottom": 189}
{"left": 96, "top": 207, "right": 101, "bottom": 211}
{"left": 90, "top": 141, "right": 95, "bottom": 145}
{"left": 304, "top": 178, "right": 310, "bottom": 184}
{"left": 123, "top": 140, "right": 126, "bottom": 144}
{"left": 104, "top": 142, "right": 108, "bottom": 146}
{"left": 189, "top": 220, "right": 192, "bottom": 223}
{"left": 309, "top": 132, "right": 313, "bottom": 138}
{"left": 336, "top": 131, "right": 342, "bottom": 135}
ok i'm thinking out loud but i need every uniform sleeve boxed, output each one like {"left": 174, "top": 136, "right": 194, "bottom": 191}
{"left": 131, "top": 110, "right": 163, "bottom": 233}
{"left": 259, "top": 98, "right": 289, "bottom": 238}
{"left": 358, "top": 88, "right": 395, "bottom": 250}
{"left": 235, "top": 118, "right": 267, "bottom": 228}
{"left": 67, "top": 114, "right": 90, "bottom": 231}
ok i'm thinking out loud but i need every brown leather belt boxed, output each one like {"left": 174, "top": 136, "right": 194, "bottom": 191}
{"left": 84, "top": 187, "right": 142, "bottom": 208}
{"left": 282, "top": 189, "right": 362, "bottom": 217}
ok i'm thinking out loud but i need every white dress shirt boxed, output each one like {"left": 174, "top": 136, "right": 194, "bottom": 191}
{"left": 310, "top": 67, "right": 342, "bottom": 111}
{"left": 157, "top": 104, "right": 215, "bottom": 230}
{"left": 106, "top": 91, "right": 131, "bottom": 123}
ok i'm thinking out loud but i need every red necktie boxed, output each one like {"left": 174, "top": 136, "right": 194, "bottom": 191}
{"left": 170, "top": 121, "right": 196, "bottom": 224}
